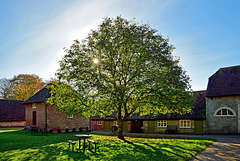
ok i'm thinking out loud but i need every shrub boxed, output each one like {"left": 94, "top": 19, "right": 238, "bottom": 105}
{"left": 57, "top": 129, "right": 61, "bottom": 133}
{"left": 65, "top": 128, "right": 69, "bottom": 133}
{"left": 49, "top": 129, "right": 53, "bottom": 133}
{"left": 72, "top": 128, "right": 76, "bottom": 132}
{"left": 79, "top": 127, "right": 82, "bottom": 132}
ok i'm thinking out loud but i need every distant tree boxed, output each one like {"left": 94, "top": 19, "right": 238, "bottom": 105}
{"left": 0, "top": 74, "right": 45, "bottom": 101}
{"left": 0, "top": 78, "right": 12, "bottom": 99}
{"left": 48, "top": 17, "right": 195, "bottom": 140}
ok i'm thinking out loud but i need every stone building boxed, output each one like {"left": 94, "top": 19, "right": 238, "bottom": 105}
{"left": 24, "top": 85, "right": 90, "bottom": 131}
{"left": 206, "top": 66, "right": 240, "bottom": 134}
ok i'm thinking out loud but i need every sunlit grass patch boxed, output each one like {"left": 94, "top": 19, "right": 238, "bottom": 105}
{"left": 0, "top": 131, "right": 214, "bottom": 161}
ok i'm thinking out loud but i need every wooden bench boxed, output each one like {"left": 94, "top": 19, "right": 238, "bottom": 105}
{"left": 40, "top": 128, "right": 48, "bottom": 135}
{"left": 68, "top": 140, "right": 76, "bottom": 151}
{"left": 30, "top": 126, "right": 39, "bottom": 136}
{"left": 166, "top": 125, "right": 178, "bottom": 134}
{"left": 87, "top": 140, "right": 99, "bottom": 152}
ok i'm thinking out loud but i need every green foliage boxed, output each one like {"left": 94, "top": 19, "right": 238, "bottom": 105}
{"left": 48, "top": 16, "right": 195, "bottom": 139}
{"left": 0, "top": 130, "right": 214, "bottom": 161}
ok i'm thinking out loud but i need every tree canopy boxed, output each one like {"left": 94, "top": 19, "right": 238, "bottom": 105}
{"left": 0, "top": 74, "right": 45, "bottom": 101}
{"left": 48, "top": 16, "right": 195, "bottom": 140}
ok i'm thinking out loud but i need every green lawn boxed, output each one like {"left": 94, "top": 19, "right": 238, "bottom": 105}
{"left": 0, "top": 130, "right": 214, "bottom": 161}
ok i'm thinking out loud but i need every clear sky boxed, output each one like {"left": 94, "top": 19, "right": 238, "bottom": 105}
{"left": 1, "top": 0, "right": 240, "bottom": 91}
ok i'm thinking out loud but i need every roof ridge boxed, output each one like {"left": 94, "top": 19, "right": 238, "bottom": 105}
{"left": 0, "top": 99, "right": 23, "bottom": 102}
{"left": 219, "top": 65, "right": 240, "bottom": 70}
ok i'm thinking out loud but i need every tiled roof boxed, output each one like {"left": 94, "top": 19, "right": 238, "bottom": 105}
{"left": 0, "top": 99, "right": 25, "bottom": 122}
{"left": 206, "top": 65, "right": 240, "bottom": 97}
{"left": 91, "top": 90, "right": 206, "bottom": 120}
{"left": 24, "top": 85, "right": 51, "bottom": 104}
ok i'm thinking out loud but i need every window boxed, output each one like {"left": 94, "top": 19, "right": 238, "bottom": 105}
{"left": 97, "top": 121, "right": 102, "bottom": 125}
{"left": 157, "top": 120, "right": 167, "bottom": 127}
{"left": 32, "top": 103, "right": 36, "bottom": 108}
{"left": 214, "top": 107, "right": 236, "bottom": 117}
{"left": 179, "top": 120, "right": 191, "bottom": 128}
{"left": 67, "top": 114, "right": 73, "bottom": 118}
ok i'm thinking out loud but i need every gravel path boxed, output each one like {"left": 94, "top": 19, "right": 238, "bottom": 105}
{"left": 190, "top": 135, "right": 240, "bottom": 161}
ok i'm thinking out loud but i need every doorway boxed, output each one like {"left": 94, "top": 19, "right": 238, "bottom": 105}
{"left": 32, "top": 111, "right": 37, "bottom": 125}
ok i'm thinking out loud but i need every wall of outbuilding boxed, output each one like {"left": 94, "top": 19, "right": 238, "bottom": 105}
{"left": 25, "top": 103, "right": 90, "bottom": 131}
{"left": 142, "top": 120, "right": 205, "bottom": 134}
{"left": 0, "top": 121, "right": 26, "bottom": 127}
{"left": 206, "top": 96, "right": 239, "bottom": 134}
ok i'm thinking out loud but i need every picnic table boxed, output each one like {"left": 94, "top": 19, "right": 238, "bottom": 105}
{"left": 74, "top": 134, "right": 92, "bottom": 152}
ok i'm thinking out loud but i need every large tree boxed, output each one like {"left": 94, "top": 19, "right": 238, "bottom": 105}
{"left": 48, "top": 17, "right": 195, "bottom": 140}
{"left": 0, "top": 74, "right": 45, "bottom": 101}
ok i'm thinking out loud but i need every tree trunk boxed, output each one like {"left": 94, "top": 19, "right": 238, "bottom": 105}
{"left": 117, "top": 120, "right": 125, "bottom": 140}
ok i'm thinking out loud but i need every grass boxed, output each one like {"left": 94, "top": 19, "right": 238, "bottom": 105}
{"left": 0, "top": 130, "right": 214, "bottom": 161}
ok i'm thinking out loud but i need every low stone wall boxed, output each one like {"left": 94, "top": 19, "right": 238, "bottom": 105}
{"left": 0, "top": 121, "right": 26, "bottom": 127}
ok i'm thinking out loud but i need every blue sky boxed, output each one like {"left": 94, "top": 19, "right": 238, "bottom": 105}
{"left": 0, "top": 0, "right": 240, "bottom": 91}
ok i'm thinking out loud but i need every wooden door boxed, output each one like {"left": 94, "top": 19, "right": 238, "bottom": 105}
{"left": 32, "top": 111, "right": 37, "bottom": 125}
{"left": 194, "top": 120, "right": 203, "bottom": 133}
{"left": 148, "top": 121, "right": 155, "bottom": 133}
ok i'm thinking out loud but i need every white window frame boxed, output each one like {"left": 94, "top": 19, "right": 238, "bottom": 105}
{"left": 157, "top": 120, "right": 167, "bottom": 127}
{"left": 67, "top": 114, "right": 73, "bottom": 119}
{"left": 97, "top": 121, "right": 102, "bottom": 125}
{"left": 214, "top": 106, "right": 236, "bottom": 117}
{"left": 179, "top": 120, "right": 191, "bottom": 128}
{"left": 32, "top": 103, "right": 36, "bottom": 108}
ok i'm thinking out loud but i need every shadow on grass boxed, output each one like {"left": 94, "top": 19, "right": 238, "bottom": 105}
{"left": 103, "top": 137, "right": 213, "bottom": 161}
{"left": 0, "top": 131, "right": 214, "bottom": 161}
{"left": 0, "top": 142, "right": 93, "bottom": 161}
{"left": 0, "top": 130, "right": 90, "bottom": 152}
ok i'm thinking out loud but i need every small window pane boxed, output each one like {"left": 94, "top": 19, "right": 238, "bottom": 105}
{"left": 228, "top": 110, "right": 233, "bottom": 115}
{"left": 157, "top": 120, "right": 167, "bottom": 127}
{"left": 222, "top": 109, "right": 227, "bottom": 115}
{"left": 217, "top": 110, "right": 221, "bottom": 115}
{"left": 67, "top": 114, "right": 73, "bottom": 118}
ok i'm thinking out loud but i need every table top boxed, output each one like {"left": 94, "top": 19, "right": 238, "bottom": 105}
{"left": 74, "top": 134, "right": 92, "bottom": 138}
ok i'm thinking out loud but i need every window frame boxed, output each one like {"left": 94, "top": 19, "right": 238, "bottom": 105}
{"left": 179, "top": 120, "right": 191, "bottom": 128}
{"left": 97, "top": 120, "right": 102, "bottom": 125}
{"left": 32, "top": 103, "right": 36, "bottom": 108}
{"left": 157, "top": 120, "right": 167, "bottom": 127}
{"left": 214, "top": 106, "right": 236, "bottom": 117}
{"left": 67, "top": 114, "right": 73, "bottom": 119}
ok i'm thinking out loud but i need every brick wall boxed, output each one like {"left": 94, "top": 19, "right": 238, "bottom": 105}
{"left": 0, "top": 121, "right": 26, "bottom": 127}
{"left": 25, "top": 103, "right": 90, "bottom": 131}
{"left": 91, "top": 120, "right": 104, "bottom": 131}
{"left": 47, "top": 105, "right": 90, "bottom": 131}
{"left": 25, "top": 103, "right": 46, "bottom": 128}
